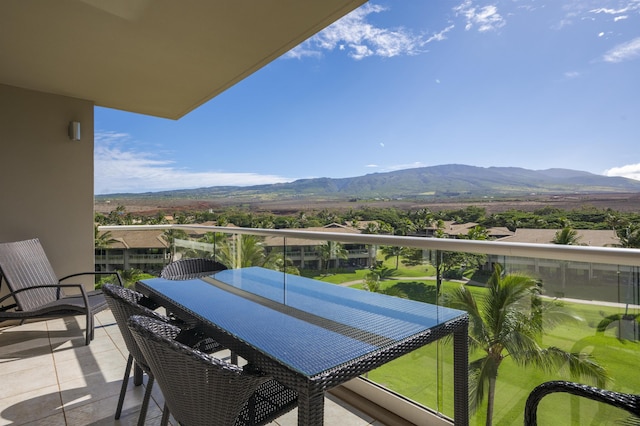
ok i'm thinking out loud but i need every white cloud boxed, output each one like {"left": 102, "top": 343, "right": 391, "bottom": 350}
{"left": 364, "top": 162, "right": 425, "bottom": 172}
{"left": 564, "top": 71, "right": 580, "bottom": 78}
{"left": 286, "top": 4, "right": 449, "bottom": 60}
{"left": 94, "top": 131, "right": 293, "bottom": 194}
{"left": 454, "top": 1, "right": 506, "bottom": 32}
{"left": 603, "top": 37, "right": 640, "bottom": 62}
{"left": 588, "top": 1, "right": 640, "bottom": 24}
{"left": 604, "top": 163, "right": 640, "bottom": 181}
{"left": 425, "top": 25, "right": 455, "bottom": 43}
{"left": 387, "top": 162, "right": 426, "bottom": 171}
{"left": 559, "top": 0, "right": 640, "bottom": 28}
{"left": 590, "top": 5, "right": 636, "bottom": 15}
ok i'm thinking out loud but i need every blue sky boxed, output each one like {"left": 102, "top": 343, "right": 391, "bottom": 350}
{"left": 95, "top": 0, "right": 640, "bottom": 194}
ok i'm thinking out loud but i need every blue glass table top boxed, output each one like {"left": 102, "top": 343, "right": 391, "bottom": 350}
{"left": 138, "top": 266, "right": 466, "bottom": 378}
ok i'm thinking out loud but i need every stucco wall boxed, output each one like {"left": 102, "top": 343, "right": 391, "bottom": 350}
{"left": 0, "top": 84, "right": 94, "bottom": 288}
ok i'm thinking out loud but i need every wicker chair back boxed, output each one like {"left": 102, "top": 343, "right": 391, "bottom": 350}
{"left": 0, "top": 238, "right": 63, "bottom": 311}
{"left": 128, "top": 315, "right": 298, "bottom": 426}
{"left": 102, "top": 284, "right": 167, "bottom": 371}
{"left": 160, "top": 258, "right": 226, "bottom": 280}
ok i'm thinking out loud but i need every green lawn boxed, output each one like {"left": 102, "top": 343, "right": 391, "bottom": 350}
{"left": 304, "top": 255, "right": 438, "bottom": 284}
{"left": 364, "top": 281, "right": 640, "bottom": 425}
{"left": 302, "top": 264, "right": 639, "bottom": 426}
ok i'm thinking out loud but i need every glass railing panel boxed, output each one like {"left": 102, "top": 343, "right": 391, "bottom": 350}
{"left": 362, "top": 250, "right": 639, "bottom": 424}
{"left": 173, "top": 232, "right": 291, "bottom": 275}
{"left": 363, "top": 247, "right": 465, "bottom": 420}
{"left": 488, "top": 256, "right": 637, "bottom": 425}
{"left": 100, "top": 225, "right": 640, "bottom": 425}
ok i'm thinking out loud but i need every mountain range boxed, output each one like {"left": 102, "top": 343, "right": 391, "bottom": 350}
{"left": 97, "top": 164, "right": 640, "bottom": 201}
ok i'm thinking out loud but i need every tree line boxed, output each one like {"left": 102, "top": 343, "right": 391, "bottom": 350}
{"left": 95, "top": 204, "right": 640, "bottom": 247}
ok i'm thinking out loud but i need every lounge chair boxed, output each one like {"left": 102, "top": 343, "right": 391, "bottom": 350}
{"left": 0, "top": 238, "right": 122, "bottom": 345}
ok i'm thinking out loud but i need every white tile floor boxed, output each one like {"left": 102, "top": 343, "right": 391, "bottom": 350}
{"left": 0, "top": 310, "right": 386, "bottom": 425}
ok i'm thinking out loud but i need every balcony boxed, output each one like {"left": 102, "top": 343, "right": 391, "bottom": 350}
{"left": 3, "top": 224, "right": 639, "bottom": 425}
{"left": 0, "top": 310, "right": 396, "bottom": 425}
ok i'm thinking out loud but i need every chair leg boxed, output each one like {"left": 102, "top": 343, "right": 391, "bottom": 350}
{"left": 134, "top": 362, "right": 144, "bottom": 386}
{"left": 160, "top": 403, "right": 170, "bottom": 426}
{"left": 137, "top": 374, "right": 155, "bottom": 426}
{"left": 84, "top": 312, "right": 95, "bottom": 345}
{"left": 90, "top": 314, "right": 96, "bottom": 340}
{"left": 115, "top": 354, "right": 134, "bottom": 419}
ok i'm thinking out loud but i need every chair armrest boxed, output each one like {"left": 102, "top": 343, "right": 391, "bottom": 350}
{"left": 60, "top": 271, "right": 124, "bottom": 286}
{"left": 524, "top": 381, "right": 640, "bottom": 426}
{"left": 0, "top": 283, "right": 90, "bottom": 308}
{"left": 0, "top": 303, "right": 18, "bottom": 312}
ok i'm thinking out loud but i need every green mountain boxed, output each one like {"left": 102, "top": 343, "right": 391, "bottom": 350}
{"left": 97, "top": 164, "right": 640, "bottom": 201}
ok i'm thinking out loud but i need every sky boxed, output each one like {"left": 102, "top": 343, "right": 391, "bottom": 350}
{"left": 94, "top": 0, "right": 640, "bottom": 195}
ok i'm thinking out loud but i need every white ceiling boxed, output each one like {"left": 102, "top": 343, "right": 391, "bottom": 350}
{"left": 0, "top": 0, "right": 366, "bottom": 119}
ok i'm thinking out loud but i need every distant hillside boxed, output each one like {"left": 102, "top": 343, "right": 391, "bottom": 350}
{"left": 96, "top": 164, "right": 640, "bottom": 202}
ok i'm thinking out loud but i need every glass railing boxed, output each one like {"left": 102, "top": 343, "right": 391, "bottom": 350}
{"left": 99, "top": 224, "right": 640, "bottom": 425}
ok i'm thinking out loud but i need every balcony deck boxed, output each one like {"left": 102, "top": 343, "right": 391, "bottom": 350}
{"left": 0, "top": 310, "right": 388, "bottom": 425}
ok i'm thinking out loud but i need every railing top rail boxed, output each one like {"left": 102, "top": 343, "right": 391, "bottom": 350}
{"left": 98, "top": 224, "right": 640, "bottom": 267}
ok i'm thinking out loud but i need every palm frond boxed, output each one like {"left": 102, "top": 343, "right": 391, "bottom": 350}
{"left": 446, "top": 285, "right": 489, "bottom": 350}
{"left": 522, "top": 347, "right": 610, "bottom": 387}
{"left": 536, "top": 299, "right": 584, "bottom": 330}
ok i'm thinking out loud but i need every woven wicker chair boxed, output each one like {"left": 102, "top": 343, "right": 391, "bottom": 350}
{"left": 102, "top": 284, "right": 170, "bottom": 425}
{"left": 160, "top": 258, "right": 227, "bottom": 280}
{"left": 128, "top": 315, "right": 298, "bottom": 426}
{"left": 0, "top": 238, "right": 122, "bottom": 345}
{"left": 103, "top": 284, "right": 223, "bottom": 425}
{"left": 524, "top": 381, "right": 640, "bottom": 425}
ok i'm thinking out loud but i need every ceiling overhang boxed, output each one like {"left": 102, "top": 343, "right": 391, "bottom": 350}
{"left": 0, "top": 0, "right": 367, "bottom": 119}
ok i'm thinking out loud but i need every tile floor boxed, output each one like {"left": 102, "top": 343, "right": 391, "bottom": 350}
{"left": 0, "top": 310, "right": 385, "bottom": 425}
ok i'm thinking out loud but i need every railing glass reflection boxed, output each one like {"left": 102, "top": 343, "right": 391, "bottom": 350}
{"left": 100, "top": 224, "right": 639, "bottom": 425}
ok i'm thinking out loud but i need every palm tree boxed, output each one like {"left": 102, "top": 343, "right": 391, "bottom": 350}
{"left": 214, "top": 234, "right": 263, "bottom": 268}
{"left": 199, "top": 231, "right": 226, "bottom": 259}
{"left": 362, "top": 222, "right": 380, "bottom": 234}
{"left": 363, "top": 272, "right": 381, "bottom": 292}
{"left": 94, "top": 225, "right": 118, "bottom": 273}
{"left": 447, "top": 264, "right": 608, "bottom": 426}
{"left": 117, "top": 268, "right": 147, "bottom": 288}
{"left": 162, "top": 229, "right": 189, "bottom": 261}
{"left": 316, "top": 241, "right": 348, "bottom": 274}
{"left": 364, "top": 266, "right": 406, "bottom": 298}
{"left": 551, "top": 226, "right": 583, "bottom": 294}
{"left": 552, "top": 226, "right": 582, "bottom": 245}
{"left": 614, "top": 223, "right": 640, "bottom": 248}
{"left": 94, "top": 225, "right": 118, "bottom": 249}
{"left": 369, "top": 264, "right": 398, "bottom": 281}
{"left": 465, "top": 225, "right": 489, "bottom": 241}
{"left": 380, "top": 245, "right": 403, "bottom": 269}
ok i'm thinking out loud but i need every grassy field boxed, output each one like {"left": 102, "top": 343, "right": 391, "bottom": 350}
{"left": 307, "top": 262, "right": 639, "bottom": 425}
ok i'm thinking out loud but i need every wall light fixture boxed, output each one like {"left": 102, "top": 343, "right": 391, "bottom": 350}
{"left": 69, "top": 121, "right": 81, "bottom": 141}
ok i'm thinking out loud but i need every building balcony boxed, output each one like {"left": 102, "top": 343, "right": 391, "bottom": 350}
{"left": 2, "top": 224, "right": 639, "bottom": 425}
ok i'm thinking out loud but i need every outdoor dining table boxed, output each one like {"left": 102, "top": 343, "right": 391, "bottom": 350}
{"left": 136, "top": 266, "right": 469, "bottom": 425}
